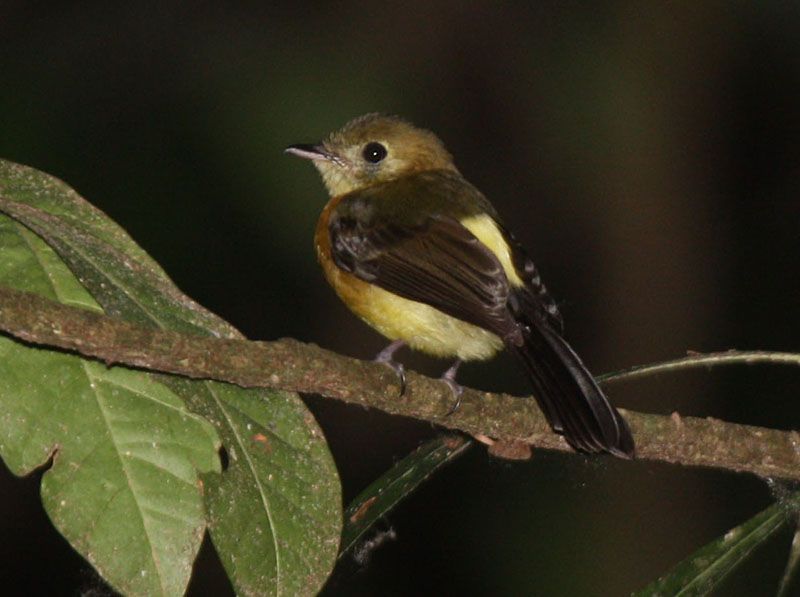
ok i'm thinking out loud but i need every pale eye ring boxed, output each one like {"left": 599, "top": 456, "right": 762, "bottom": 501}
{"left": 362, "top": 142, "right": 387, "bottom": 163}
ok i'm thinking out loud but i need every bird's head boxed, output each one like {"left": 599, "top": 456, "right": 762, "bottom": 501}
{"left": 286, "top": 113, "right": 458, "bottom": 196}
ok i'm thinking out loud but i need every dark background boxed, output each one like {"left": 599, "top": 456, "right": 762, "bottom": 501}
{"left": 1, "top": 2, "right": 799, "bottom": 595}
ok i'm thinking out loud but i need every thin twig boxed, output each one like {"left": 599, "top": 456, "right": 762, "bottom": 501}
{"left": 600, "top": 351, "right": 800, "bottom": 384}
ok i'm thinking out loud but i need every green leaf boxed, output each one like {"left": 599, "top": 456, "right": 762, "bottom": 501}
{"left": 187, "top": 380, "right": 341, "bottom": 595}
{"left": 635, "top": 493, "right": 800, "bottom": 596}
{"left": 0, "top": 159, "right": 342, "bottom": 595}
{"left": 777, "top": 520, "right": 800, "bottom": 597}
{"left": 0, "top": 221, "right": 221, "bottom": 596}
{"left": 340, "top": 435, "right": 472, "bottom": 559}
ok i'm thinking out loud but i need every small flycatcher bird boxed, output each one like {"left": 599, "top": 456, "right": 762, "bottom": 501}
{"left": 286, "top": 113, "right": 634, "bottom": 458}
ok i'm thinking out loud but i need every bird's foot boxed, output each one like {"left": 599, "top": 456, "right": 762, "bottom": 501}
{"left": 440, "top": 359, "right": 464, "bottom": 415}
{"left": 375, "top": 340, "right": 407, "bottom": 395}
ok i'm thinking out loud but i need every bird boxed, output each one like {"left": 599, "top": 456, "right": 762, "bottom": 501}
{"left": 286, "top": 113, "right": 634, "bottom": 458}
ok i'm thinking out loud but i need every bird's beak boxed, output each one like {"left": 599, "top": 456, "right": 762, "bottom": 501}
{"left": 284, "top": 143, "right": 332, "bottom": 161}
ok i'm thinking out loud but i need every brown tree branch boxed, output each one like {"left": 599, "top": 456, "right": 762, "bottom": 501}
{"left": 1, "top": 285, "right": 798, "bottom": 479}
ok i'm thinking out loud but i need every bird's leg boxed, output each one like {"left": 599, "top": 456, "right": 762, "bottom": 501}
{"left": 374, "top": 339, "right": 407, "bottom": 395}
{"left": 440, "top": 359, "right": 464, "bottom": 415}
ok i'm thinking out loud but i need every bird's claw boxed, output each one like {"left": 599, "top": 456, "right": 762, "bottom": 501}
{"left": 381, "top": 359, "right": 406, "bottom": 396}
{"left": 375, "top": 340, "right": 407, "bottom": 396}
{"left": 443, "top": 381, "right": 464, "bottom": 416}
{"left": 440, "top": 359, "right": 464, "bottom": 416}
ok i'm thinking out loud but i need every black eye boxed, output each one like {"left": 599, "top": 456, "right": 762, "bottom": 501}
{"left": 362, "top": 142, "right": 387, "bottom": 163}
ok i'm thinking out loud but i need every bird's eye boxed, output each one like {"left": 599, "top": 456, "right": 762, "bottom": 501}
{"left": 362, "top": 142, "right": 387, "bottom": 164}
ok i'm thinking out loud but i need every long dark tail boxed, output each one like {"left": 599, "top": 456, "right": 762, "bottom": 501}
{"left": 508, "top": 322, "right": 635, "bottom": 458}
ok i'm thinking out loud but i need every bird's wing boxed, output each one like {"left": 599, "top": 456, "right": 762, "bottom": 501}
{"left": 328, "top": 190, "right": 634, "bottom": 456}
{"left": 329, "top": 211, "right": 522, "bottom": 343}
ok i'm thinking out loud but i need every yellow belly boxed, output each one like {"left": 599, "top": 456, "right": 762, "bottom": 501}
{"left": 335, "top": 279, "right": 503, "bottom": 360}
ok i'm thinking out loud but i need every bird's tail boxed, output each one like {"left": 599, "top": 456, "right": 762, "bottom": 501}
{"left": 508, "top": 322, "right": 635, "bottom": 458}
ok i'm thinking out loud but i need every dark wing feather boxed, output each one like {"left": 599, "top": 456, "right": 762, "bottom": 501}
{"left": 330, "top": 213, "right": 521, "bottom": 343}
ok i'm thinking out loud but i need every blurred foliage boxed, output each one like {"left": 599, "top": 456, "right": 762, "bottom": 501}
{"left": 0, "top": 1, "right": 799, "bottom": 595}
